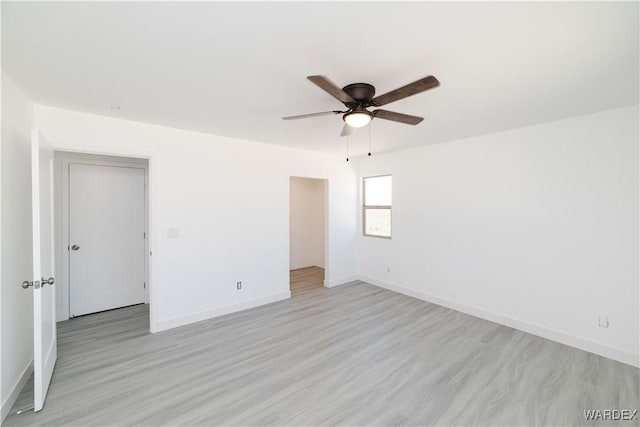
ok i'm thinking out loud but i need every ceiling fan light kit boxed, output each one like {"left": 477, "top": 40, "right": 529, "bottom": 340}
{"left": 344, "top": 107, "right": 372, "bottom": 128}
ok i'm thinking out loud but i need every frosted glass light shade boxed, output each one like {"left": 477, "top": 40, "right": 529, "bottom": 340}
{"left": 344, "top": 111, "right": 371, "bottom": 128}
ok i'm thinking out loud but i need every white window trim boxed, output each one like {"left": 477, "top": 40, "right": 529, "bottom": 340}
{"left": 363, "top": 174, "right": 392, "bottom": 239}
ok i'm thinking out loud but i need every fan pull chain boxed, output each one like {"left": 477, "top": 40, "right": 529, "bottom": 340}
{"left": 346, "top": 136, "right": 350, "bottom": 162}
{"left": 368, "top": 124, "right": 372, "bottom": 157}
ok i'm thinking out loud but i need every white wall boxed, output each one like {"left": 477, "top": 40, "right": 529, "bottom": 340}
{"left": 356, "top": 105, "right": 639, "bottom": 366}
{"left": 290, "top": 177, "right": 325, "bottom": 270}
{"left": 1, "top": 71, "right": 34, "bottom": 420}
{"left": 34, "top": 105, "right": 358, "bottom": 331}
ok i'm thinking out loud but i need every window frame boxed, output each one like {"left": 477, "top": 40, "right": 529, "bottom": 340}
{"left": 362, "top": 174, "right": 392, "bottom": 239}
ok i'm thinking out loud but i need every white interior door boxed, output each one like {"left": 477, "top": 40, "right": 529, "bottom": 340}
{"left": 31, "top": 130, "right": 57, "bottom": 412}
{"left": 69, "top": 164, "right": 145, "bottom": 317}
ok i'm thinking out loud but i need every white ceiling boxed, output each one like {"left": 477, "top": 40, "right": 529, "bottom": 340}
{"left": 2, "top": 1, "right": 638, "bottom": 156}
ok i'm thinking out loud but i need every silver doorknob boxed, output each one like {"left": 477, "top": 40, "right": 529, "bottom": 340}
{"left": 22, "top": 281, "right": 33, "bottom": 289}
{"left": 71, "top": 244, "right": 80, "bottom": 251}
{"left": 42, "top": 277, "right": 55, "bottom": 286}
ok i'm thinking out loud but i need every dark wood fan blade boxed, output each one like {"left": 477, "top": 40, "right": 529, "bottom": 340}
{"left": 307, "top": 75, "right": 355, "bottom": 104}
{"left": 340, "top": 123, "right": 356, "bottom": 137}
{"left": 282, "top": 111, "right": 342, "bottom": 120}
{"left": 371, "top": 76, "right": 439, "bottom": 107}
{"left": 373, "top": 109, "right": 424, "bottom": 125}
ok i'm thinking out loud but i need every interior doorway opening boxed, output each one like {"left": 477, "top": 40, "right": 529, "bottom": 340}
{"left": 289, "top": 176, "right": 327, "bottom": 296}
{"left": 54, "top": 151, "right": 150, "bottom": 331}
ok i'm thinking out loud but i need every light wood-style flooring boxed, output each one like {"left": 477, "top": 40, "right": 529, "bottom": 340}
{"left": 289, "top": 266, "right": 324, "bottom": 296}
{"left": 5, "top": 279, "right": 639, "bottom": 426}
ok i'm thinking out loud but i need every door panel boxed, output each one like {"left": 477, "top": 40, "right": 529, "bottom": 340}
{"left": 31, "top": 130, "right": 57, "bottom": 412}
{"left": 69, "top": 164, "right": 145, "bottom": 317}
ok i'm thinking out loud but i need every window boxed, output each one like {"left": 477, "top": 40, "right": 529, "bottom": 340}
{"left": 363, "top": 175, "right": 392, "bottom": 238}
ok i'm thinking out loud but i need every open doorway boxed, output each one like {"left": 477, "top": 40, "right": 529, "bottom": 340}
{"left": 289, "top": 177, "right": 327, "bottom": 296}
{"left": 54, "top": 151, "right": 150, "bottom": 332}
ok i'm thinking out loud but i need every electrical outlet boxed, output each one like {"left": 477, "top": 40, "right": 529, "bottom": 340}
{"left": 236, "top": 281, "right": 242, "bottom": 290}
{"left": 387, "top": 266, "right": 391, "bottom": 272}
{"left": 598, "top": 315, "right": 609, "bottom": 328}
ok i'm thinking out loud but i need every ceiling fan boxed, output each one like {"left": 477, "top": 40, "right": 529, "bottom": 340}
{"left": 283, "top": 75, "right": 440, "bottom": 136}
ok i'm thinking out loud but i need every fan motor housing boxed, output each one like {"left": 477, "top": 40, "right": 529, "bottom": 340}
{"left": 342, "top": 83, "right": 375, "bottom": 103}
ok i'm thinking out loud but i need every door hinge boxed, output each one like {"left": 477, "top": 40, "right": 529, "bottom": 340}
{"left": 144, "top": 282, "right": 146, "bottom": 289}
{"left": 143, "top": 232, "right": 146, "bottom": 239}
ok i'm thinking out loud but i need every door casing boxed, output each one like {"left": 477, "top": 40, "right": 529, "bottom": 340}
{"left": 55, "top": 152, "right": 149, "bottom": 321}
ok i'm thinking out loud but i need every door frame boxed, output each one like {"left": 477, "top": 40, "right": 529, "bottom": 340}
{"left": 288, "top": 176, "right": 330, "bottom": 284}
{"left": 54, "top": 152, "right": 152, "bottom": 326}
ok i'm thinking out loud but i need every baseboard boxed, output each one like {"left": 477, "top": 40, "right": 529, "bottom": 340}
{"left": 1, "top": 359, "right": 33, "bottom": 422}
{"left": 360, "top": 275, "right": 639, "bottom": 368}
{"left": 156, "top": 291, "right": 291, "bottom": 332}
{"left": 324, "top": 275, "right": 360, "bottom": 288}
{"left": 290, "top": 265, "right": 324, "bottom": 271}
